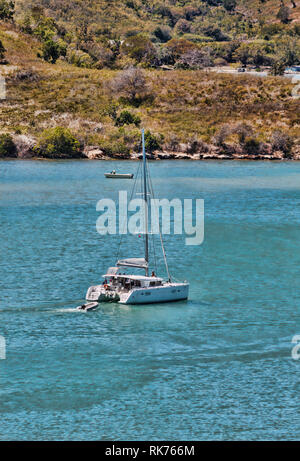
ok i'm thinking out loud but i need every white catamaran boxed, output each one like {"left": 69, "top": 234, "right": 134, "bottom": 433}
{"left": 85, "top": 130, "right": 189, "bottom": 306}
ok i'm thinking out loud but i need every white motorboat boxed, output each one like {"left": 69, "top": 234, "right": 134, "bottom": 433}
{"left": 105, "top": 171, "right": 133, "bottom": 179}
{"left": 86, "top": 130, "right": 189, "bottom": 305}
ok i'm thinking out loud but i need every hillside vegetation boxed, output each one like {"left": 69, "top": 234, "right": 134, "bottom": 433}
{"left": 0, "top": 1, "right": 299, "bottom": 159}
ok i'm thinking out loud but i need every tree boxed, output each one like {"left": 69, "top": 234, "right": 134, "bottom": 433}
{"left": 144, "top": 130, "right": 161, "bottom": 152}
{"left": 110, "top": 67, "right": 150, "bottom": 102}
{"left": 35, "top": 127, "right": 83, "bottom": 158}
{"left": 270, "top": 57, "right": 286, "bottom": 75}
{"left": 153, "top": 26, "right": 172, "bottom": 43}
{"left": 153, "top": 45, "right": 174, "bottom": 66}
{"left": 41, "top": 40, "right": 61, "bottom": 63}
{"left": 233, "top": 43, "right": 251, "bottom": 65}
{"left": 233, "top": 42, "right": 269, "bottom": 66}
{"left": 121, "top": 35, "right": 157, "bottom": 66}
{"left": 276, "top": 37, "right": 300, "bottom": 66}
{"left": 164, "top": 38, "right": 196, "bottom": 62}
{"left": 233, "top": 123, "right": 254, "bottom": 144}
{"left": 82, "top": 41, "right": 114, "bottom": 67}
{"left": 271, "top": 130, "right": 293, "bottom": 156}
{"left": 175, "top": 19, "right": 191, "bottom": 35}
{"left": 115, "top": 110, "right": 141, "bottom": 127}
{"left": 223, "top": 0, "right": 237, "bottom": 11}
{"left": 0, "top": 39, "right": 6, "bottom": 62}
{"left": 202, "top": 25, "right": 229, "bottom": 41}
{"left": 0, "top": 134, "right": 16, "bottom": 157}
{"left": 176, "top": 48, "right": 213, "bottom": 69}
{"left": 213, "top": 41, "right": 240, "bottom": 63}
{"left": 213, "top": 125, "right": 231, "bottom": 147}
{"left": 277, "top": 5, "right": 290, "bottom": 24}
{"left": 243, "top": 138, "right": 260, "bottom": 154}
{"left": 0, "top": 0, "right": 14, "bottom": 21}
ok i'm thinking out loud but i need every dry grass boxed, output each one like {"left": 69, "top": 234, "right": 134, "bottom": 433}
{"left": 0, "top": 23, "right": 299, "bottom": 149}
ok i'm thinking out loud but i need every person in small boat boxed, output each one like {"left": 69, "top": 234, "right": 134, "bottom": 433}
{"left": 151, "top": 271, "right": 156, "bottom": 277}
{"left": 110, "top": 170, "right": 116, "bottom": 175}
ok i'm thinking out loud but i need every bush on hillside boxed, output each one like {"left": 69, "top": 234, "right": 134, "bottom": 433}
{"left": 175, "top": 47, "right": 213, "bottom": 69}
{"left": 175, "top": 19, "right": 191, "bottom": 35}
{"left": 12, "top": 68, "right": 40, "bottom": 82}
{"left": 243, "top": 137, "right": 260, "bottom": 155}
{"left": 66, "top": 46, "right": 94, "bottom": 68}
{"left": 0, "top": 134, "right": 17, "bottom": 157}
{"left": 144, "top": 130, "right": 161, "bottom": 152}
{"left": 35, "top": 127, "right": 83, "bottom": 158}
{"left": 0, "top": 0, "right": 14, "bottom": 21}
{"left": 152, "top": 26, "right": 172, "bottom": 43}
{"left": 115, "top": 110, "right": 141, "bottom": 127}
{"left": 213, "top": 125, "right": 232, "bottom": 147}
{"left": 271, "top": 130, "right": 293, "bottom": 156}
{"left": 0, "top": 39, "right": 6, "bottom": 62}
{"left": 270, "top": 58, "right": 286, "bottom": 75}
{"left": 233, "top": 123, "right": 254, "bottom": 144}
{"left": 120, "top": 35, "right": 156, "bottom": 66}
{"left": 277, "top": 5, "right": 290, "bottom": 24}
{"left": 110, "top": 67, "right": 151, "bottom": 103}
{"left": 40, "top": 40, "right": 62, "bottom": 64}
{"left": 164, "top": 38, "right": 196, "bottom": 61}
{"left": 223, "top": 0, "right": 237, "bottom": 11}
{"left": 100, "top": 140, "right": 130, "bottom": 158}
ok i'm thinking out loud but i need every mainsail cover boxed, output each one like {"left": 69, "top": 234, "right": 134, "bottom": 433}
{"left": 117, "top": 258, "right": 148, "bottom": 269}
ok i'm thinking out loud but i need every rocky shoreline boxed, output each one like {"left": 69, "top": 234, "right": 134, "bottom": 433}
{"left": 2, "top": 134, "right": 299, "bottom": 161}
{"left": 84, "top": 144, "right": 300, "bottom": 161}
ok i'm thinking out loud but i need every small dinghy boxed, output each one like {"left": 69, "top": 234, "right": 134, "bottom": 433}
{"left": 105, "top": 170, "right": 133, "bottom": 179}
{"left": 76, "top": 302, "right": 99, "bottom": 312}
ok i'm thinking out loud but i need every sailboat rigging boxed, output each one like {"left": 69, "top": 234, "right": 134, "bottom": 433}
{"left": 84, "top": 129, "right": 189, "bottom": 305}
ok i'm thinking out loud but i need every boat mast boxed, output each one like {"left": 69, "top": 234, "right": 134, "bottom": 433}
{"left": 142, "top": 129, "right": 149, "bottom": 276}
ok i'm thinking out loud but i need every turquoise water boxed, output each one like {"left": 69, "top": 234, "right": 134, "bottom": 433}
{"left": 1, "top": 159, "right": 300, "bottom": 441}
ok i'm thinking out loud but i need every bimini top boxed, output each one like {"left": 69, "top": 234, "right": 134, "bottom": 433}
{"left": 117, "top": 258, "right": 148, "bottom": 269}
{"left": 105, "top": 274, "right": 163, "bottom": 282}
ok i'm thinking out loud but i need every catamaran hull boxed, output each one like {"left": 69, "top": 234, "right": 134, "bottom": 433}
{"left": 119, "top": 283, "right": 189, "bottom": 305}
{"left": 86, "top": 283, "right": 189, "bottom": 305}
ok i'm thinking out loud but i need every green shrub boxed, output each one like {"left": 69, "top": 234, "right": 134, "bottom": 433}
{"left": 115, "top": 110, "right": 141, "bottom": 127}
{"left": 153, "top": 26, "right": 172, "bottom": 43}
{"left": 277, "top": 5, "right": 290, "bottom": 24}
{"left": 66, "top": 47, "right": 94, "bottom": 68}
{"left": 33, "top": 16, "right": 57, "bottom": 41}
{"left": 121, "top": 34, "right": 156, "bottom": 66}
{"left": 223, "top": 0, "right": 237, "bottom": 11}
{"left": 243, "top": 138, "right": 260, "bottom": 155}
{"left": 40, "top": 40, "right": 61, "bottom": 64}
{"left": 0, "top": 0, "right": 14, "bottom": 21}
{"left": 0, "top": 134, "right": 16, "bottom": 157}
{"left": 270, "top": 58, "right": 286, "bottom": 76}
{"left": 144, "top": 130, "right": 161, "bottom": 152}
{"left": 35, "top": 127, "right": 83, "bottom": 158}
{"left": 100, "top": 141, "right": 130, "bottom": 158}
{"left": 0, "top": 39, "right": 6, "bottom": 62}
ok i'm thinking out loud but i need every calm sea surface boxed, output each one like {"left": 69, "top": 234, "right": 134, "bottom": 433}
{"left": 1, "top": 159, "right": 300, "bottom": 440}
